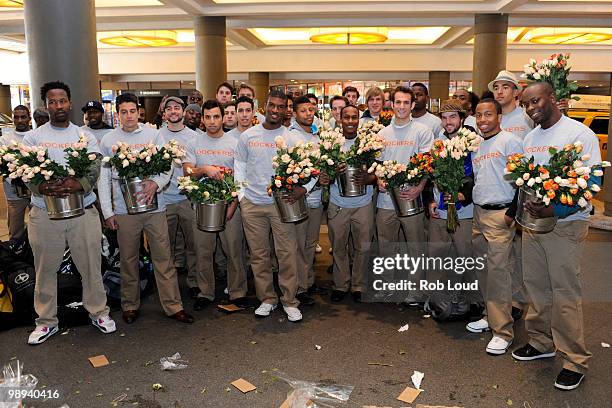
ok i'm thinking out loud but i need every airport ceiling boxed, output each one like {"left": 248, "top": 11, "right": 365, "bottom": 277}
{"left": 1, "top": 0, "right": 612, "bottom": 53}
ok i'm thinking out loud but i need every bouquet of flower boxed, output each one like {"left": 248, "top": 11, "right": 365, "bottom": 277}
{"left": 431, "top": 128, "right": 480, "bottom": 232}
{"left": 522, "top": 53, "right": 579, "bottom": 101}
{"left": 103, "top": 139, "right": 185, "bottom": 179}
{"left": 267, "top": 136, "right": 320, "bottom": 195}
{"left": 0, "top": 141, "right": 22, "bottom": 177}
{"left": 505, "top": 141, "right": 610, "bottom": 207}
{"left": 178, "top": 166, "right": 238, "bottom": 204}
{"left": 368, "top": 152, "right": 433, "bottom": 190}
{"left": 8, "top": 135, "right": 99, "bottom": 186}
{"left": 344, "top": 121, "right": 385, "bottom": 168}
{"left": 316, "top": 126, "right": 345, "bottom": 202}
{"left": 378, "top": 108, "right": 394, "bottom": 127}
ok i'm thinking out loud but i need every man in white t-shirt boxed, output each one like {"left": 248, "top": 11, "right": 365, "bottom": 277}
{"left": 468, "top": 98, "right": 522, "bottom": 356}
{"left": 411, "top": 83, "right": 443, "bottom": 136}
{"left": 489, "top": 70, "right": 533, "bottom": 139}
{"left": 510, "top": 82, "right": 600, "bottom": 391}
{"left": 329, "top": 95, "right": 348, "bottom": 130}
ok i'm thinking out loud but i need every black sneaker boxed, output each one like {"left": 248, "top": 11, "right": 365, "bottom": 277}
{"left": 231, "top": 297, "right": 251, "bottom": 309}
{"left": 307, "top": 284, "right": 328, "bottom": 295}
{"left": 554, "top": 369, "right": 585, "bottom": 391}
{"left": 296, "top": 292, "right": 316, "bottom": 306}
{"left": 331, "top": 290, "right": 347, "bottom": 302}
{"left": 188, "top": 287, "right": 201, "bottom": 299}
{"left": 511, "top": 306, "right": 523, "bottom": 321}
{"left": 194, "top": 297, "right": 212, "bottom": 311}
{"left": 326, "top": 265, "right": 333, "bottom": 274}
{"left": 512, "top": 343, "right": 556, "bottom": 361}
{"left": 352, "top": 291, "right": 362, "bottom": 303}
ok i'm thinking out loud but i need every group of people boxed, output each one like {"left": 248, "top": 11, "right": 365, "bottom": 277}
{"left": 0, "top": 70, "right": 601, "bottom": 390}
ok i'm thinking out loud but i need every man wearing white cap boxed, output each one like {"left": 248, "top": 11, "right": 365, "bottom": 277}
{"left": 488, "top": 70, "right": 533, "bottom": 139}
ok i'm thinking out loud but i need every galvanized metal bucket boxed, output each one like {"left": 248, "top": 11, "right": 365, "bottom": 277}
{"left": 119, "top": 177, "right": 158, "bottom": 215}
{"left": 273, "top": 190, "right": 308, "bottom": 223}
{"left": 337, "top": 165, "right": 366, "bottom": 197}
{"left": 390, "top": 185, "right": 424, "bottom": 217}
{"left": 43, "top": 192, "right": 84, "bottom": 220}
{"left": 14, "top": 182, "right": 31, "bottom": 199}
{"left": 195, "top": 201, "right": 227, "bottom": 232}
{"left": 515, "top": 186, "right": 557, "bottom": 233}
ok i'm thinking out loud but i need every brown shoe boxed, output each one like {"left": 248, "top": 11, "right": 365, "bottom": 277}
{"left": 170, "top": 310, "right": 194, "bottom": 324}
{"left": 122, "top": 310, "right": 139, "bottom": 324}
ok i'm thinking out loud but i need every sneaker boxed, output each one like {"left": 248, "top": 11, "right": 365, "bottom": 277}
{"left": 315, "top": 244, "right": 322, "bottom": 254}
{"left": 28, "top": 325, "right": 59, "bottom": 345}
{"left": 486, "top": 336, "right": 512, "bottom": 355}
{"left": 254, "top": 302, "right": 277, "bottom": 317}
{"left": 466, "top": 318, "right": 490, "bottom": 333}
{"left": 283, "top": 306, "right": 303, "bottom": 322}
{"left": 91, "top": 314, "right": 117, "bottom": 334}
{"left": 512, "top": 343, "right": 556, "bottom": 361}
{"left": 296, "top": 292, "right": 315, "bottom": 306}
{"left": 554, "top": 369, "right": 585, "bottom": 391}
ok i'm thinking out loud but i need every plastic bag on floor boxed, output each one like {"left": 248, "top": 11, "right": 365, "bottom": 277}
{"left": 0, "top": 360, "right": 38, "bottom": 408}
{"left": 159, "top": 353, "right": 188, "bottom": 371}
{"left": 276, "top": 372, "right": 353, "bottom": 407}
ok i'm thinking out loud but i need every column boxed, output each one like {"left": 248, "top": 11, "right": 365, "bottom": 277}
{"left": 24, "top": 0, "right": 99, "bottom": 125}
{"left": 0, "top": 85, "right": 11, "bottom": 115}
{"left": 604, "top": 73, "right": 612, "bottom": 216}
{"left": 472, "top": 14, "right": 508, "bottom": 98}
{"left": 248, "top": 72, "right": 270, "bottom": 106}
{"left": 428, "top": 71, "right": 450, "bottom": 101}
{"left": 195, "top": 16, "right": 227, "bottom": 100}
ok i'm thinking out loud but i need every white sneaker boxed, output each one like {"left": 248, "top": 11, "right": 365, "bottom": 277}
{"left": 254, "top": 302, "right": 277, "bottom": 317}
{"left": 466, "top": 318, "right": 490, "bottom": 333}
{"left": 486, "top": 336, "right": 512, "bottom": 355}
{"left": 28, "top": 325, "right": 59, "bottom": 345}
{"left": 315, "top": 244, "right": 322, "bottom": 254}
{"left": 283, "top": 306, "right": 303, "bottom": 322}
{"left": 92, "top": 314, "right": 117, "bottom": 334}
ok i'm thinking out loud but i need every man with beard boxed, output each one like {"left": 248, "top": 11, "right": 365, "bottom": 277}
{"left": 0, "top": 105, "right": 31, "bottom": 240}
{"left": 81, "top": 100, "right": 113, "bottom": 142}
{"left": 375, "top": 86, "right": 433, "bottom": 303}
{"left": 411, "top": 83, "right": 443, "bottom": 136}
{"left": 360, "top": 87, "right": 384, "bottom": 124}
{"left": 158, "top": 97, "right": 199, "bottom": 299}
{"left": 234, "top": 90, "right": 303, "bottom": 322}
{"left": 222, "top": 101, "right": 238, "bottom": 132}
{"left": 183, "top": 100, "right": 249, "bottom": 310}
{"left": 468, "top": 99, "right": 522, "bottom": 356}
{"left": 510, "top": 82, "right": 601, "bottom": 390}
{"left": 289, "top": 96, "right": 327, "bottom": 305}
{"left": 329, "top": 95, "right": 348, "bottom": 130}
{"left": 24, "top": 82, "right": 115, "bottom": 344}
{"left": 320, "top": 105, "right": 377, "bottom": 303}
{"left": 99, "top": 93, "right": 194, "bottom": 325}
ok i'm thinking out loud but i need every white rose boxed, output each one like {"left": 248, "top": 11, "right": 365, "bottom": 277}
{"left": 327, "top": 159, "right": 334, "bottom": 166}
{"left": 515, "top": 178, "right": 524, "bottom": 186}
{"left": 122, "top": 159, "right": 130, "bottom": 168}
{"left": 88, "top": 153, "right": 97, "bottom": 161}
{"left": 533, "top": 73, "right": 541, "bottom": 80}
{"left": 522, "top": 173, "right": 530, "bottom": 180}
{"left": 527, "top": 178, "right": 536, "bottom": 187}
{"left": 591, "top": 184, "right": 601, "bottom": 192}
{"left": 535, "top": 177, "right": 542, "bottom": 184}
{"left": 577, "top": 178, "right": 588, "bottom": 189}
{"left": 554, "top": 176, "right": 562, "bottom": 183}
{"left": 593, "top": 169, "right": 603, "bottom": 177}
{"left": 578, "top": 197, "right": 588, "bottom": 208}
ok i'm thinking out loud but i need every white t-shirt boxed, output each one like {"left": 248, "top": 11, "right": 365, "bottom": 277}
{"left": 412, "top": 112, "right": 443, "bottom": 137}
{"left": 158, "top": 126, "right": 197, "bottom": 204}
{"left": 523, "top": 115, "right": 601, "bottom": 222}
{"left": 501, "top": 106, "right": 534, "bottom": 139}
{"left": 472, "top": 130, "right": 522, "bottom": 206}
{"left": 376, "top": 119, "right": 433, "bottom": 210}
{"left": 185, "top": 132, "right": 237, "bottom": 170}
{"left": 81, "top": 125, "right": 114, "bottom": 143}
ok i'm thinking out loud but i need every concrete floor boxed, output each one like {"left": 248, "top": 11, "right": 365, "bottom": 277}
{"left": 0, "top": 218, "right": 611, "bottom": 408}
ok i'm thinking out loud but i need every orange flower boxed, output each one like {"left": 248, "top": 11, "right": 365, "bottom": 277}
{"left": 567, "top": 195, "right": 574, "bottom": 206}
{"left": 583, "top": 191, "right": 593, "bottom": 200}
{"left": 538, "top": 167, "right": 549, "bottom": 175}
{"left": 528, "top": 163, "right": 535, "bottom": 170}
{"left": 506, "top": 163, "right": 517, "bottom": 172}
{"left": 569, "top": 188, "right": 579, "bottom": 195}
{"left": 543, "top": 180, "right": 554, "bottom": 190}
{"left": 568, "top": 177, "right": 577, "bottom": 185}
{"left": 567, "top": 170, "right": 577, "bottom": 178}
{"left": 547, "top": 190, "right": 556, "bottom": 199}
{"left": 560, "top": 193, "right": 568, "bottom": 205}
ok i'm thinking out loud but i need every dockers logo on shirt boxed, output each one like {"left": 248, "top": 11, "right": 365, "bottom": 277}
{"left": 196, "top": 149, "right": 234, "bottom": 157}
{"left": 525, "top": 145, "right": 559, "bottom": 154}
{"left": 383, "top": 140, "right": 416, "bottom": 147}
{"left": 504, "top": 126, "right": 527, "bottom": 134}
{"left": 472, "top": 151, "right": 502, "bottom": 165}
{"left": 248, "top": 141, "right": 276, "bottom": 148}
{"left": 39, "top": 142, "right": 76, "bottom": 149}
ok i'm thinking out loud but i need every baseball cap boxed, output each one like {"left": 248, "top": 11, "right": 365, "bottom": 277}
{"left": 81, "top": 100, "right": 104, "bottom": 113}
{"left": 163, "top": 96, "right": 185, "bottom": 109}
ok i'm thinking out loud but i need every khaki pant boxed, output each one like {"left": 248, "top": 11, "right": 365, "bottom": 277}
{"left": 296, "top": 206, "right": 324, "bottom": 293}
{"left": 377, "top": 208, "right": 427, "bottom": 302}
{"left": 194, "top": 206, "right": 247, "bottom": 301}
{"left": 328, "top": 202, "right": 374, "bottom": 292}
{"left": 7, "top": 198, "right": 29, "bottom": 241}
{"left": 472, "top": 206, "right": 516, "bottom": 342}
{"left": 240, "top": 198, "right": 299, "bottom": 307}
{"left": 29, "top": 206, "right": 109, "bottom": 326}
{"left": 511, "top": 232, "right": 528, "bottom": 307}
{"left": 116, "top": 212, "right": 183, "bottom": 315}
{"left": 522, "top": 220, "right": 591, "bottom": 373}
{"left": 166, "top": 200, "right": 197, "bottom": 288}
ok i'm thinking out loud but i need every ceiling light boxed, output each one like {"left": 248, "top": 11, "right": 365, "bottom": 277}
{"left": 310, "top": 27, "right": 388, "bottom": 45}
{"left": 529, "top": 31, "right": 612, "bottom": 44}
{"left": 98, "top": 30, "right": 177, "bottom": 47}
{"left": 0, "top": 0, "right": 23, "bottom": 7}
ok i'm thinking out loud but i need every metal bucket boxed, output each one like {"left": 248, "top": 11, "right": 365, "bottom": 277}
{"left": 43, "top": 192, "right": 84, "bottom": 219}
{"left": 119, "top": 177, "right": 159, "bottom": 214}
{"left": 390, "top": 185, "right": 424, "bottom": 217}
{"left": 14, "top": 182, "right": 31, "bottom": 199}
{"left": 515, "top": 186, "right": 557, "bottom": 233}
{"left": 337, "top": 165, "right": 366, "bottom": 197}
{"left": 273, "top": 190, "right": 308, "bottom": 223}
{"left": 195, "top": 201, "right": 227, "bottom": 232}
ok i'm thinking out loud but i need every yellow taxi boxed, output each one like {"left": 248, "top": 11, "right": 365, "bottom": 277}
{"left": 568, "top": 110, "right": 608, "bottom": 160}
